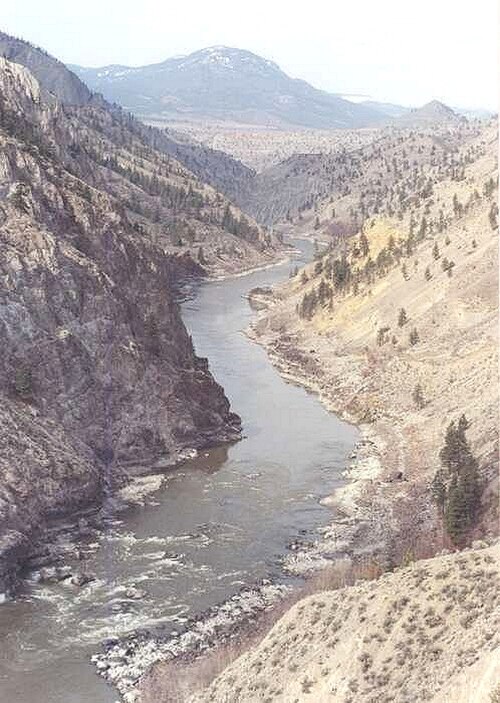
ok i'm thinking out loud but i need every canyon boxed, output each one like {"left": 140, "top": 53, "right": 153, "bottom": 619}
{"left": 0, "top": 28, "right": 498, "bottom": 703}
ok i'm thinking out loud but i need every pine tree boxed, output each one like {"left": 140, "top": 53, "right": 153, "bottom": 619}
{"left": 409, "top": 328, "right": 419, "bottom": 346}
{"left": 360, "top": 232, "right": 370, "bottom": 257}
{"left": 432, "top": 415, "right": 481, "bottom": 544}
{"left": 412, "top": 383, "right": 425, "bottom": 409}
{"left": 398, "top": 308, "right": 408, "bottom": 327}
{"left": 488, "top": 203, "right": 498, "bottom": 230}
{"left": 13, "top": 365, "right": 33, "bottom": 399}
{"left": 197, "top": 246, "right": 207, "bottom": 265}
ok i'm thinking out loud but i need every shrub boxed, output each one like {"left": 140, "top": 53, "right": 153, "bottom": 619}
{"left": 412, "top": 383, "right": 426, "bottom": 409}
{"left": 13, "top": 365, "right": 33, "bottom": 400}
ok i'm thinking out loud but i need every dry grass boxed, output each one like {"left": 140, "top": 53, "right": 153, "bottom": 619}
{"left": 189, "top": 543, "right": 500, "bottom": 703}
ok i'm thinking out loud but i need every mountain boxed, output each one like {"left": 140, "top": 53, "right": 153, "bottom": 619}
{"left": 361, "top": 99, "right": 411, "bottom": 118}
{"left": 0, "top": 33, "right": 256, "bottom": 206}
{"left": 0, "top": 30, "right": 92, "bottom": 105}
{"left": 71, "top": 46, "right": 386, "bottom": 129}
{"left": 395, "top": 99, "right": 465, "bottom": 127}
{"left": 239, "top": 120, "right": 482, "bottom": 225}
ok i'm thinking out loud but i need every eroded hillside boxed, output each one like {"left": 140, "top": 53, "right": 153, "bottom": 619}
{"left": 242, "top": 121, "right": 488, "bottom": 226}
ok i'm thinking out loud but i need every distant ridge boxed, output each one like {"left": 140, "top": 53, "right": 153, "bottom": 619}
{"left": 71, "top": 46, "right": 386, "bottom": 129}
{"left": 394, "top": 99, "right": 465, "bottom": 127}
{"left": 0, "top": 31, "right": 92, "bottom": 105}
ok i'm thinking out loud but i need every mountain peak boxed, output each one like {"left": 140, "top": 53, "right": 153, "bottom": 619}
{"left": 395, "top": 99, "right": 463, "bottom": 127}
{"left": 171, "top": 46, "right": 282, "bottom": 74}
{"left": 0, "top": 30, "right": 92, "bottom": 105}
{"left": 420, "top": 99, "right": 457, "bottom": 115}
{"left": 72, "top": 46, "right": 384, "bottom": 129}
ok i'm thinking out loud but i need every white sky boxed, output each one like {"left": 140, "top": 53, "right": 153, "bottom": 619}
{"left": 2, "top": 0, "right": 498, "bottom": 109}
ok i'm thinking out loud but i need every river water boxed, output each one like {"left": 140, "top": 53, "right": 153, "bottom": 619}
{"left": 0, "top": 239, "right": 357, "bottom": 703}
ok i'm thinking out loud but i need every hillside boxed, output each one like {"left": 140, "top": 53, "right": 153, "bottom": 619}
{"left": 71, "top": 46, "right": 385, "bottom": 130}
{"left": 185, "top": 542, "right": 500, "bottom": 703}
{"left": 241, "top": 120, "right": 485, "bottom": 226}
{"left": 0, "top": 32, "right": 256, "bottom": 206}
{"left": 0, "top": 30, "right": 92, "bottom": 105}
{"left": 126, "top": 121, "right": 500, "bottom": 703}
{"left": 0, "top": 33, "right": 282, "bottom": 276}
{"left": 249, "top": 122, "right": 498, "bottom": 567}
{"left": 0, "top": 54, "right": 255, "bottom": 592}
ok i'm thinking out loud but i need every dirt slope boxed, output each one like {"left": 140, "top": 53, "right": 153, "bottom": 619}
{"left": 191, "top": 543, "right": 500, "bottom": 703}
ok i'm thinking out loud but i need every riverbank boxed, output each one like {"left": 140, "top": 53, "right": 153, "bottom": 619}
{"left": 246, "top": 324, "right": 424, "bottom": 572}
{"left": 92, "top": 579, "right": 292, "bottom": 703}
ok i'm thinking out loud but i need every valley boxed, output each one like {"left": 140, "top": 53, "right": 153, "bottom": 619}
{"left": 144, "top": 121, "right": 380, "bottom": 173}
{"left": 0, "top": 23, "right": 497, "bottom": 703}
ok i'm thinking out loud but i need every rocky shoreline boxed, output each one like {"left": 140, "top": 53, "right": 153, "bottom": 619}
{"left": 88, "top": 388, "right": 376, "bottom": 703}
{"left": 92, "top": 580, "right": 292, "bottom": 703}
{"left": 246, "top": 324, "right": 390, "bottom": 572}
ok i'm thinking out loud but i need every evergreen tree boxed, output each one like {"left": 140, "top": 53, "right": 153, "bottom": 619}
{"left": 398, "top": 308, "right": 408, "bottom": 327}
{"left": 432, "top": 415, "right": 481, "bottom": 544}
{"left": 412, "top": 383, "right": 425, "bottom": 409}
{"left": 488, "top": 203, "right": 498, "bottom": 230}
{"left": 360, "top": 232, "right": 370, "bottom": 257}
{"left": 409, "top": 328, "right": 419, "bottom": 346}
{"left": 197, "top": 246, "right": 207, "bottom": 265}
{"left": 13, "top": 365, "right": 33, "bottom": 399}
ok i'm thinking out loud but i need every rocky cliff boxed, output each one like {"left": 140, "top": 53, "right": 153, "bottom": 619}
{"left": 0, "top": 56, "right": 242, "bottom": 592}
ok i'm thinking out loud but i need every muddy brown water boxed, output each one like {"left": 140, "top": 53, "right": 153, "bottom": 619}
{"left": 0, "top": 239, "right": 358, "bottom": 702}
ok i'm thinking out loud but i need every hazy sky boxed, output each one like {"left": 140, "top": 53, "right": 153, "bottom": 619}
{"left": 3, "top": 0, "right": 498, "bottom": 109}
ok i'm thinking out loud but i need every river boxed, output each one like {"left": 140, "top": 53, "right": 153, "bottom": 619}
{"left": 0, "top": 239, "right": 358, "bottom": 703}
